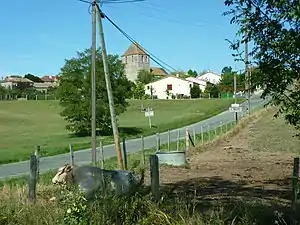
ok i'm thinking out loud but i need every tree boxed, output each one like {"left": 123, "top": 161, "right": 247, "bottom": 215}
{"left": 24, "top": 74, "right": 44, "bottom": 83}
{"left": 190, "top": 84, "right": 201, "bottom": 98}
{"left": 56, "top": 48, "right": 133, "bottom": 135}
{"left": 204, "top": 83, "right": 220, "bottom": 98}
{"left": 224, "top": 0, "right": 300, "bottom": 135}
{"left": 132, "top": 82, "right": 145, "bottom": 99}
{"left": 187, "top": 69, "right": 198, "bottom": 77}
{"left": 136, "top": 69, "right": 153, "bottom": 84}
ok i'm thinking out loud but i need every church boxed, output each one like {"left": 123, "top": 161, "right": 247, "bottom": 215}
{"left": 121, "top": 42, "right": 168, "bottom": 82}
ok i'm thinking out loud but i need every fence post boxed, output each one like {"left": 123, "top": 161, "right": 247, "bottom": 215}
{"left": 214, "top": 125, "right": 217, "bottom": 137}
{"left": 99, "top": 140, "right": 104, "bottom": 169}
{"left": 292, "top": 157, "right": 299, "bottom": 212}
{"left": 150, "top": 155, "right": 160, "bottom": 201}
{"left": 141, "top": 136, "right": 145, "bottom": 165}
{"left": 29, "top": 155, "right": 37, "bottom": 203}
{"left": 220, "top": 121, "right": 223, "bottom": 134}
{"left": 176, "top": 130, "right": 180, "bottom": 151}
{"left": 185, "top": 127, "right": 190, "bottom": 151}
{"left": 34, "top": 146, "right": 40, "bottom": 181}
{"left": 69, "top": 143, "right": 74, "bottom": 166}
{"left": 167, "top": 130, "right": 170, "bottom": 151}
{"left": 156, "top": 133, "right": 160, "bottom": 152}
{"left": 201, "top": 126, "right": 204, "bottom": 144}
{"left": 193, "top": 128, "right": 196, "bottom": 143}
{"left": 122, "top": 137, "right": 128, "bottom": 170}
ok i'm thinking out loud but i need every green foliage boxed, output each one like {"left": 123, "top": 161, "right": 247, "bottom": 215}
{"left": 205, "top": 83, "right": 220, "bottom": 98}
{"left": 187, "top": 69, "right": 198, "bottom": 77}
{"left": 62, "top": 190, "right": 89, "bottom": 225}
{"left": 136, "top": 69, "right": 153, "bottom": 84}
{"left": 56, "top": 48, "right": 133, "bottom": 135}
{"left": 224, "top": 0, "right": 300, "bottom": 135}
{"left": 133, "top": 82, "right": 145, "bottom": 99}
{"left": 190, "top": 84, "right": 201, "bottom": 98}
{"left": 24, "top": 74, "right": 44, "bottom": 83}
{"left": 219, "top": 66, "right": 245, "bottom": 93}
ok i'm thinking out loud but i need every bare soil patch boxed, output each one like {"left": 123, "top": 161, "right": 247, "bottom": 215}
{"left": 147, "top": 109, "right": 300, "bottom": 207}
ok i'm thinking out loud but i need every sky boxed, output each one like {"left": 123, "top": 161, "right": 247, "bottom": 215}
{"left": 0, "top": 0, "right": 245, "bottom": 78}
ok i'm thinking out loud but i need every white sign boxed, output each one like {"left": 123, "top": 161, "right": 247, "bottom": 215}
{"left": 145, "top": 110, "right": 154, "bottom": 117}
{"left": 229, "top": 106, "right": 243, "bottom": 112}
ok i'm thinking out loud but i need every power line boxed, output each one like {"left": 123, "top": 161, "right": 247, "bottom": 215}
{"left": 99, "top": 9, "right": 178, "bottom": 73}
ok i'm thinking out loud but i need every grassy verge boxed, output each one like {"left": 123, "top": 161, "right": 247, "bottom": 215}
{"left": 0, "top": 106, "right": 296, "bottom": 225}
{"left": 0, "top": 98, "right": 242, "bottom": 165}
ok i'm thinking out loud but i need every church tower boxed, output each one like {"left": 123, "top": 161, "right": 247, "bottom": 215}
{"left": 121, "top": 42, "right": 150, "bottom": 82}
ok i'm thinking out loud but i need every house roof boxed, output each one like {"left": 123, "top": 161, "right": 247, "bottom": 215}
{"left": 146, "top": 75, "right": 193, "bottom": 85}
{"left": 41, "top": 75, "right": 59, "bottom": 82}
{"left": 122, "top": 42, "right": 149, "bottom": 57}
{"left": 4, "top": 76, "right": 33, "bottom": 83}
{"left": 185, "top": 77, "right": 206, "bottom": 86}
{"left": 150, "top": 67, "right": 169, "bottom": 76}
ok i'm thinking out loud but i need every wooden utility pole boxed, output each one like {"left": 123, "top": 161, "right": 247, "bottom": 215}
{"left": 245, "top": 38, "right": 250, "bottom": 115}
{"left": 95, "top": 3, "right": 124, "bottom": 169}
{"left": 91, "top": 1, "right": 97, "bottom": 165}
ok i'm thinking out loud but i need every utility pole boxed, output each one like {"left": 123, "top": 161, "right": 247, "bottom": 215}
{"left": 245, "top": 38, "right": 250, "bottom": 115}
{"left": 234, "top": 71, "right": 238, "bottom": 122}
{"left": 91, "top": 1, "right": 97, "bottom": 165}
{"left": 95, "top": 4, "right": 124, "bottom": 169}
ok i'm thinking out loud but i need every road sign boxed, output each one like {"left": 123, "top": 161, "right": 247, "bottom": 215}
{"left": 145, "top": 110, "right": 154, "bottom": 117}
{"left": 229, "top": 103, "right": 242, "bottom": 113}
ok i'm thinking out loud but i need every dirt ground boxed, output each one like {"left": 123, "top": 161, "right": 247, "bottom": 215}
{"left": 146, "top": 109, "right": 300, "bottom": 206}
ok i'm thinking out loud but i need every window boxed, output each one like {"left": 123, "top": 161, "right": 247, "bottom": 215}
{"left": 141, "top": 55, "right": 144, "bottom": 62}
{"left": 147, "top": 86, "right": 150, "bottom": 90}
{"left": 189, "top": 84, "right": 192, "bottom": 88}
{"left": 167, "top": 84, "right": 172, "bottom": 90}
{"left": 132, "top": 56, "right": 134, "bottom": 62}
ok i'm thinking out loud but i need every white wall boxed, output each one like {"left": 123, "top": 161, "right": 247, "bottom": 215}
{"left": 197, "top": 72, "right": 221, "bottom": 85}
{"left": 185, "top": 77, "right": 207, "bottom": 91}
{"left": 145, "top": 77, "right": 193, "bottom": 99}
{"left": 0, "top": 81, "right": 13, "bottom": 89}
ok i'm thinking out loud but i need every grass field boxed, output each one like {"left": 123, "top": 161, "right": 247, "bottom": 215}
{"left": 1, "top": 108, "right": 300, "bottom": 224}
{"left": 0, "top": 98, "right": 239, "bottom": 164}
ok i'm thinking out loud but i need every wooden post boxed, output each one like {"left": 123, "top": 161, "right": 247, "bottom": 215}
{"left": 29, "top": 155, "right": 37, "bottom": 202}
{"left": 69, "top": 143, "right": 74, "bottom": 166}
{"left": 122, "top": 137, "right": 128, "bottom": 170}
{"left": 208, "top": 125, "right": 211, "bottom": 140}
{"left": 99, "top": 140, "right": 104, "bottom": 169}
{"left": 34, "top": 146, "right": 40, "bottom": 181}
{"left": 141, "top": 136, "right": 145, "bottom": 165}
{"left": 156, "top": 133, "right": 160, "bottom": 152}
{"left": 176, "top": 130, "right": 180, "bottom": 151}
{"left": 150, "top": 155, "right": 160, "bottom": 201}
{"left": 220, "top": 121, "right": 223, "bottom": 134}
{"left": 214, "top": 125, "right": 217, "bottom": 137}
{"left": 193, "top": 128, "right": 196, "bottom": 143}
{"left": 185, "top": 127, "right": 189, "bottom": 151}
{"left": 292, "top": 157, "right": 299, "bottom": 212}
{"left": 167, "top": 130, "right": 170, "bottom": 151}
{"left": 201, "top": 126, "right": 204, "bottom": 144}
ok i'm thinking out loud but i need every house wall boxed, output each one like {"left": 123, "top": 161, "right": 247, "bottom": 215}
{"left": 185, "top": 77, "right": 207, "bottom": 91}
{"left": 0, "top": 81, "right": 13, "bottom": 89}
{"left": 145, "top": 77, "right": 193, "bottom": 99}
{"left": 122, "top": 54, "right": 150, "bottom": 82}
{"left": 197, "top": 72, "right": 221, "bottom": 85}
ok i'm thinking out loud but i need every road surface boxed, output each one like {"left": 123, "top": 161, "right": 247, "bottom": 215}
{"left": 0, "top": 94, "right": 267, "bottom": 180}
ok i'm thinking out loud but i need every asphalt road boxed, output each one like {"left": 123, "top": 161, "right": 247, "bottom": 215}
{"left": 0, "top": 94, "right": 267, "bottom": 180}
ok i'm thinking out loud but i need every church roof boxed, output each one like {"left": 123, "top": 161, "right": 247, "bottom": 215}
{"left": 122, "top": 42, "right": 149, "bottom": 57}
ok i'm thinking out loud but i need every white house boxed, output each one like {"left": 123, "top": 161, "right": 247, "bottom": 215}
{"left": 185, "top": 77, "right": 207, "bottom": 91}
{"left": 197, "top": 72, "right": 221, "bottom": 85}
{"left": 145, "top": 76, "right": 195, "bottom": 99}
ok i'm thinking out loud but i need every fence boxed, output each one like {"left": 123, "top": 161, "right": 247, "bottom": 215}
{"left": 0, "top": 94, "right": 57, "bottom": 101}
